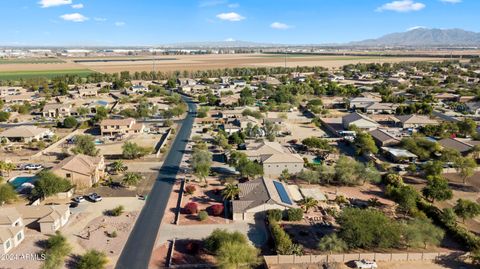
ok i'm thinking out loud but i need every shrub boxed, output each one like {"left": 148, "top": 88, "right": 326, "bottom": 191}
{"left": 106, "top": 231, "right": 117, "bottom": 238}
{"left": 269, "top": 221, "right": 302, "bottom": 255}
{"left": 185, "top": 185, "right": 196, "bottom": 195}
{"left": 267, "top": 209, "right": 283, "bottom": 222}
{"left": 210, "top": 204, "right": 224, "bottom": 216}
{"left": 105, "top": 206, "right": 124, "bottom": 217}
{"left": 77, "top": 250, "right": 108, "bottom": 269}
{"left": 63, "top": 117, "right": 78, "bottom": 128}
{"left": 204, "top": 229, "right": 247, "bottom": 253}
{"left": 185, "top": 202, "right": 198, "bottom": 214}
{"left": 286, "top": 208, "right": 303, "bottom": 221}
{"left": 198, "top": 210, "right": 208, "bottom": 221}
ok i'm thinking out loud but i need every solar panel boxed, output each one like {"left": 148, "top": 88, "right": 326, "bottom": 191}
{"left": 273, "top": 181, "right": 292, "bottom": 205}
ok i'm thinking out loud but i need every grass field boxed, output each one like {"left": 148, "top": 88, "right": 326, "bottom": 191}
{"left": 0, "top": 58, "right": 65, "bottom": 64}
{"left": 0, "top": 69, "right": 94, "bottom": 80}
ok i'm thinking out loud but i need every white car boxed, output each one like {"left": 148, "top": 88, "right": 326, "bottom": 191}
{"left": 354, "top": 260, "right": 378, "bottom": 269}
{"left": 73, "top": 196, "right": 85, "bottom": 203}
{"left": 88, "top": 193, "right": 102, "bottom": 202}
{"left": 24, "top": 164, "right": 43, "bottom": 170}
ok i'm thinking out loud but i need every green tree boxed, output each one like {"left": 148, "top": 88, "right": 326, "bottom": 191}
{"left": 0, "top": 184, "right": 17, "bottom": 204}
{"left": 92, "top": 106, "right": 108, "bottom": 123}
{"left": 191, "top": 149, "right": 212, "bottom": 184}
{"left": 455, "top": 156, "right": 477, "bottom": 184}
{"left": 122, "top": 172, "right": 141, "bottom": 186}
{"left": 0, "top": 111, "right": 11, "bottom": 122}
{"left": 77, "top": 250, "right": 108, "bottom": 269}
{"left": 404, "top": 218, "right": 444, "bottom": 249}
{"left": 317, "top": 234, "right": 348, "bottom": 254}
{"left": 387, "top": 184, "right": 419, "bottom": 216}
{"left": 422, "top": 175, "right": 453, "bottom": 203}
{"left": 32, "top": 171, "right": 72, "bottom": 198}
{"left": 204, "top": 229, "right": 248, "bottom": 253}
{"left": 42, "top": 232, "right": 71, "bottom": 269}
{"left": 453, "top": 199, "right": 480, "bottom": 223}
{"left": 216, "top": 241, "right": 259, "bottom": 269}
{"left": 297, "top": 169, "right": 320, "bottom": 184}
{"left": 236, "top": 158, "right": 263, "bottom": 180}
{"left": 121, "top": 142, "right": 151, "bottom": 159}
{"left": 111, "top": 160, "right": 127, "bottom": 175}
{"left": 354, "top": 132, "right": 378, "bottom": 156}
{"left": 422, "top": 160, "right": 444, "bottom": 177}
{"left": 440, "top": 208, "right": 457, "bottom": 227}
{"left": 62, "top": 116, "right": 78, "bottom": 128}
{"left": 298, "top": 197, "right": 318, "bottom": 213}
{"left": 72, "top": 135, "right": 99, "bottom": 156}
{"left": 0, "top": 161, "right": 15, "bottom": 176}
{"left": 222, "top": 183, "right": 240, "bottom": 201}
{"left": 458, "top": 118, "right": 477, "bottom": 137}
{"left": 301, "top": 137, "right": 332, "bottom": 151}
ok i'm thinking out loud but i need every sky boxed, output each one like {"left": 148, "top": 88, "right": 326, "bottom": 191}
{"left": 0, "top": 0, "right": 478, "bottom": 46}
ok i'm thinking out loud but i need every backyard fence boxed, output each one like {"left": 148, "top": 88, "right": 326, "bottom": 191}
{"left": 263, "top": 251, "right": 464, "bottom": 266}
{"left": 174, "top": 179, "right": 185, "bottom": 225}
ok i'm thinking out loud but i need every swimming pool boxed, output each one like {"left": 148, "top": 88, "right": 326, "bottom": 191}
{"left": 312, "top": 156, "right": 322, "bottom": 164}
{"left": 8, "top": 175, "right": 38, "bottom": 189}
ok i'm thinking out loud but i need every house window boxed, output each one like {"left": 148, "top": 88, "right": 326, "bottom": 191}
{"left": 5, "top": 240, "right": 11, "bottom": 249}
{"left": 17, "top": 232, "right": 22, "bottom": 241}
{"left": 66, "top": 173, "right": 71, "bottom": 178}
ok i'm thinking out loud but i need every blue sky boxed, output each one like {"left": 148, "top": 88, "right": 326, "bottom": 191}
{"left": 0, "top": 0, "right": 478, "bottom": 46}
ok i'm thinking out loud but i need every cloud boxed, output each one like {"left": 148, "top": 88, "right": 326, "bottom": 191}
{"left": 115, "top": 21, "right": 126, "bottom": 27}
{"left": 270, "top": 22, "right": 292, "bottom": 30}
{"left": 407, "top": 26, "right": 427, "bottom": 31}
{"left": 39, "top": 0, "right": 72, "bottom": 8}
{"left": 216, "top": 12, "right": 245, "bottom": 21}
{"left": 94, "top": 17, "right": 107, "bottom": 22}
{"left": 60, "top": 13, "right": 88, "bottom": 22}
{"left": 440, "top": 0, "right": 461, "bottom": 3}
{"left": 71, "top": 3, "right": 84, "bottom": 9}
{"left": 376, "top": 0, "right": 426, "bottom": 12}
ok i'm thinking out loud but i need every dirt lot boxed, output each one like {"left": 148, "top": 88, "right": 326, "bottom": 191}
{"left": 69, "top": 54, "right": 450, "bottom": 73}
{"left": 267, "top": 259, "right": 476, "bottom": 269}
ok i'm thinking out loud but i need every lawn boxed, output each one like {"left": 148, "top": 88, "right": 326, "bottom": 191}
{"left": 0, "top": 69, "right": 95, "bottom": 80}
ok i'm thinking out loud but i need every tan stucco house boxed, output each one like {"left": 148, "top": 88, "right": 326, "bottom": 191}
{"left": 51, "top": 154, "right": 105, "bottom": 188}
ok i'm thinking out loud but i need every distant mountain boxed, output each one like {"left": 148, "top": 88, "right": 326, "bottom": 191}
{"left": 350, "top": 28, "right": 480, "bottom": 47}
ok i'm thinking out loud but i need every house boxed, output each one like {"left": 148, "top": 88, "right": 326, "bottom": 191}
{"left": 177, "top": 78, "right": 196, "bottom": 87}
{"left": 0, "top": 86, "right": 24, "bottom": 97}
{"left": 263, "top": 77, "right": 282, "bottom": 86}
{"left": 232, "top": 79, "right": 246, "bottom": 88}
{"left": 438, "top": 138, "right": 479, "bottom": 156}
{"left": 51, "top": 154, "right": 105, "bottom": 188}
{"left": 78, "top": 87, "right": 98, "bottom": 97}
{"left": 15, "top": 205, "right": 70, "bottom": 234}
{"left": 369, "top": 129, "right": 400, "bottom": 147}
{"left": 243, "top": 141, "right": 304, "bottom": 177}
{"left": 394, "top": 115, "right": 438, "bottom": 129}
{"left": 365, "top": 102, "right": 399, "bottom": 114}
{"left": 348, "top": 97, "right": 380, "bottom": 111}
{"left": 42, "top": 103, "right": 72, "bottom": 118}
{"left": 222, "top": 123, "right": 242, "bottom": 135}
{"left": 381, "top": 147, "right": 418, "bottom": 163}
{"left": 100, "top": 118, "right": 144, "bottom": 136}
{"left": 232, "top": 178, "right": 297, "bottom": 221}
{"left": 0, "top": 126, "right": 53, "bottom": 143}
{"left": 434, "top": 93, "right": 459, "bottom": 102}
{"left": 2, "top": 93, "right": 37, "bottom": 104}
{"left": 218, "top": 94, "right": 240, "bottom": 107}
{"left": 0, "top": 208, "right": 24, "bottom": 255}
{"left": 342, "top": 112, "right": 379, "bottom": 131}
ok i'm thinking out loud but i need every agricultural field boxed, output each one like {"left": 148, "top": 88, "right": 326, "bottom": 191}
{"left": 0, "top": 69, "right": 94, "bottom": 80}
{"left": 0, "top": 57, "right": 65, "bottom": 64}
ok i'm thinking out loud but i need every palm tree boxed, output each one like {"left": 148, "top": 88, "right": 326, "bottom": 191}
{"left": 122, "top": 172, "right": 141, "bottom": 187}
{"left": 221, "top": 183, "right": 240, "bottom": 201}
{"left": 111, "top": 160, "right": 127, "bottom": 175}
{"left": 298, "top": 197, "right": 318, "bottom": 213}
{"left": 317, "top": 234, "right": 348, "bottom": 254}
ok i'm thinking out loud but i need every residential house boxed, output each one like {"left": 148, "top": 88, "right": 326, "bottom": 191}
{"left": 15, "top": 205, "right": 70, "bottom": 234}
{"left": 0, "top": 126, "right": 53, "bottom": 143}
{"left": 78, "top": 87, "right": 98, "bottom": 97}
{"left": 394, "top": 115, "right": 438, "bottom": 129}
{"left": 232, "top": 178, "right": 297, "bottom": 221}
{"left": 243, "top": 141, "right": 304, "bottom": 177}
{"left": 438, "top": 138, "right": 480, "bottom": 157}
{"left": 348, "top": 97, "right": 381, "bottom": 111}
{"left": 466, "top": 102, "right": 480, "bottom": 115}
{"left": 342, "top": 112, "right": 379, "bottom": 131}
{"left": 369, "top": 129, "right": 400, "bottom": 147}
{"left": 177, "top": 78, "right": 196, "bottom": 87}
{"left": 42, "top": 103, "right": 72, "bottom": 118}
{"left": 51, "top": 154, "right": 105, "bottom": 188}
{"left": 381, "top": 147, "right": 418, "bottom": 163}
{"left": 99, "top": 118, "right": 144, "bottom": 136}
{"left": 1, "top": 93, "right": 37, "bottom": 104}
{"left": 365, "top": 102, "right": 399, "bottom": 114}
{"left": 0, "top": 86, "right": 24, "bottom": 97}
{"left": 0, "top": 208, "right": 24, "bottom": 255}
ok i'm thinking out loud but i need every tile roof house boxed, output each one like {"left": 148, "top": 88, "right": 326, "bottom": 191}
{"left": 15, "top": 205, "right": 70, "bottom": 235}
{"left": 51, "top": 154, "right": 105, "bottom": 188}
{"left": 232, "top": 178, "right": 297, "bottom": 221}
{"left": 438, "top": 138, "right": 480, "bottom": 156}
{"left": 0, "top": 208, "right": 24, "bottom": 255}
{"left": 0, "top": 126, "right": 53, "bottom": 143}
{"left": 369, "top": 129, "right": 400, "bottom": 147}
{"left": 394, "top": 114, "right": 438, "bottom": 129}
{"left": 42, "top": 103, "right": 73, "bottom": 118}
{"left": 100, "top": 118, "right": 144, "bottom": 136}
{"left": 365, "top": 102, "right": 399, "bottom": 114}
{"left": 243, "top": 141, "right": 304, "bottom": 177}
{"left": 342, "top": 112, "right": 379, "bottom": 131}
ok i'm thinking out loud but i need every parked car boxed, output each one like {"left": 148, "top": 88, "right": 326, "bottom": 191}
{"left": 354, "top": 260, "right": 378, "bottom": 269}
{"left": 23, "top": 164, "right": 43, "bottom": 170}
{"left": 73, "top": 196, "right": 85, "bottom": 203}
{"left": 88, "top": 193, "right": 102, "bottom": 202}
{"left": 69, "top": 202, "right": 79, "bottom": 208}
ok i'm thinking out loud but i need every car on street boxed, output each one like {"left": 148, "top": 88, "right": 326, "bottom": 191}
{"left": 23, "top": 164, "right": 43, "bottom": 170}
{"left": 73, "top": 196, "right": 85, "bottom": 203}
{"left": 87, "top": 193, "right": 102, "bottom": 202}
{"left": 354, "top": 260, "right": 378, "bottom": 269}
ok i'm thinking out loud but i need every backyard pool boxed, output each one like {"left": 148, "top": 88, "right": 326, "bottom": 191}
{"left": 8, "top": 175, "right": 38, "bottom": 189}
{"left": 312, "top": 156, "right": 322, "bottom": 165}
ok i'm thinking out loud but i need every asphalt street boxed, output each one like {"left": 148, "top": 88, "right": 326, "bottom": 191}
{"left": 116, "top": 94, "right": 196, "bottom": 269}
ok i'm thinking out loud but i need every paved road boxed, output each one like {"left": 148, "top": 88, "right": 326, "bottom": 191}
{"left": 116, "top": 95, "right": 196, "bottom": 269}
